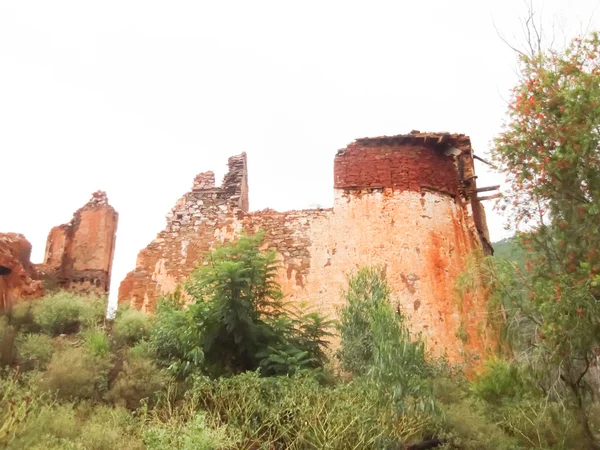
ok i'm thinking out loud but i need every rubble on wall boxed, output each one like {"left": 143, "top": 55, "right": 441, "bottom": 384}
{"left": 44, "top": 191, "right": 118, "bottom": 296}
{"left": 0, "top": 233, "right": 44, "bottom": 309}
{"left": 119, "top": 154, "right": 248, "bottom": 310}
{"left": 119, "top": 132, "right": 495, "bottom": 365}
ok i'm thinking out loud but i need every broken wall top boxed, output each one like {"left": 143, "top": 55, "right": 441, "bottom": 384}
{"left": 43, "top": 191, "right": 119, "bottom": 295}
{"left": 334, "top": 132, "right": 473, "bottom": 197}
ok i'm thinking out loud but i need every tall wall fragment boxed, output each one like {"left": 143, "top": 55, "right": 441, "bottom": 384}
{"left": 119, "top": 133, "right": 494, "bottom": 364}
{"left": 44, "top": 191, "right": 118, "bottom": 295}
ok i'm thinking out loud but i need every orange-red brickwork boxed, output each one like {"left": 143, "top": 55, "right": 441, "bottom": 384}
{"left": 43, "top": 191, "right": 118, "bottom": 296}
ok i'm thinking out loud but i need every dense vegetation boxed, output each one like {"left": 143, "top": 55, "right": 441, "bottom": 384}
{"left": 487, "top": 28, "right": 600, "bottom": 449}
{"left": 1, "top": 233, "right": 597, "bottom": 449}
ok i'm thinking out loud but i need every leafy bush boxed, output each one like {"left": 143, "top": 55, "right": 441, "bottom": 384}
{"left": 6, "top": 400, "right": 145, "bottom": 450}
{"left": 190, "top": 371, "right": 432, "bottom": 449}
{"left": 148, "top": 297, "right": 203, "bottom": 378}
{"left": 337, "top": 267, "right": 391, "bottom": 375}
{"left": 143, "top": 412, "right": 238, "bottom": 450}
{"left": 0, "top": 317, "right": 17, "bottom": 367}
{"left": 257, "top": 310, "right": 334, "bottom": 378}
{"left": 151, "top": 233, "right": 333, "bottom": 379}
{"left": 185, "top": 232, "right": 291, "bottom": 376}
{"left": 105, "top": 350, "right": 170, "bottom": 409}
{"left": 0, "top": 373, "right": 42, "bottom": 446}
{"left": 16, "top": 333, "right": 54, "bottom": 371}
{"left": 498, "top": 399, "right": 588, "bottom": 450}
{"left": 112, "top": 306, "right": 152, "bottom": 346}
{"left": 6, "top": 402, "right": 80, "bottom": 449}
{"left": 75, "top": 403, "right": 145, "bottom": 450}
{"left": 35, "top": 346, "right": 112, "bottom": 400}
{"left": 337, "top": 267, "right": 433, "bottom": 411}
{"left": 439, "top": 398, "right": 520, "bottom": 450}
{"left": 82, "top": 326, "right": 110, "bottom": 357}
{"left": 471, "top": 358, "right": 532, "bottom": 405}
{"left": 32, "top": 292, "right": 106, "bottom": 335}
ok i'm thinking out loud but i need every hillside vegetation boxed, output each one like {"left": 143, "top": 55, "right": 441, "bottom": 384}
{"left": 0, "top": 233, "right": 596, "bottom": 449}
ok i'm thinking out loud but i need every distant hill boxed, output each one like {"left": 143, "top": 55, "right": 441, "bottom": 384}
{"left": 492, "top": 236, "right": 526, "bottom": 266}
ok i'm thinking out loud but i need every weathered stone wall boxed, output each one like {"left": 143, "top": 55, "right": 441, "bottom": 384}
{"left": 119, "top": 132, "right": 494, "bottom": 363}
{"left": 119, "top": 155, "right": 247, "bottom": 310}
{"left": 44, "top": 191, "right": 118, "bottom": 295}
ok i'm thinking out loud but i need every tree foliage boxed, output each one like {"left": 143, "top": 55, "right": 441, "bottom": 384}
{"left": 150, "top": 232, "right": 333, "bottom": 378}
{"left": 491, "top": 29, "right": 600, "bottom": 447}
{"left": 337, "top": 267, "right": 433, "bottom": 412}
{"left": 337, "top": 266, "right": 392, "bottom": 375}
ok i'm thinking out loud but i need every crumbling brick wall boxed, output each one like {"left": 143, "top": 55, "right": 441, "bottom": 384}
{"left": 0, "top": 233, "right": 44, "bottom": 309}
{"left": 119, "top": 133, "right": 495, "bottom": 364}
{"left": 119, "top": 155, "right": 248, "bottom": 310}
{"left": 44, "top": 191, "right": 118, "bottom": 295}
{"left": 334, "top": 136, "right": 462, "bottom": 196}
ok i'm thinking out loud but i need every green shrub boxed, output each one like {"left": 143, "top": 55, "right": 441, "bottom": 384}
{"left": 432, "top": 374, "right": 467, "bottom": 406}
{"left": 79, "top": 296, "right": 108, "bottom": 327}
{"left": 184, "top": 233, "right": 332, "bottom": 378}
{"left": 143, "top": 412, "right": 238, "bottom": 450}
{"left": 35, "top": 346, "right": 112, "bottom": 400}
{"left": 112, "top": 306, "right": 152, "bottom": 346}
{"left": 471, "top": 358, "right": 532, "bottom": 405}
{"left": 190, "top": 371, "right": 432, "bottom": 449}
{"left": 0, "top": 317, "right": 17, "bottom": 367}
{"left": 337, "top": 267, "right": 391, "bottom": 375}
{"left": 16, "top": 333, "right": 54, "bottom": 371}
{"left": 105, "top": 350, "right": 170, "bottom": 409}
{"left": 6, "top": 301, "right": 37, "bottom": 331}
{"left": 148, "top": 297, "right": 202, "bottom": 378}
{"left": 337, "top": 267, "right": 433, "bottom": 411}
{"left": 6, "top": 400, "right": 145, "bottom": 450}
{"left": 0, "top": 373, "right": 43, "bottom": 446}
{"left": 498, "top": 399, "right": 588, "bottom": 450}
{"left": 147, "top": 235, "right": 333, "bottom": 379}
{"left": 82, "top": 326, "right": 110, "bottom": 357}
{"left": 439, "top": 398, "right": 520, "bottom": 450}
{"left": 75, "top": 403, "right": 144, "bottom": 450}
{"left": 8, "top": 402, "right": 80, "bottom": 449}
{"left": 32, "top": 292, "right": 106, "bottom": 335}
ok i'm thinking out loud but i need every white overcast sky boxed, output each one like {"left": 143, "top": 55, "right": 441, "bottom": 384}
{"left": 1, "top": 0, "right": 599, "bottom": 301}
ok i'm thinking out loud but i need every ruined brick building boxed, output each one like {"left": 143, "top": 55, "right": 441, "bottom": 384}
{"left": 0, "top": 191, "right": 118, "bottom": 307}
{"left": 118, "top": 132, "right": 496, "bottom": 363}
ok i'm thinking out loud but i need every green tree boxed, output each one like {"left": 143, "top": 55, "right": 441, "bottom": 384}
{"left": 178, "top": 232, "right": 332, "bottom": 378}
{"left": 491, "top": 30, "right": 600, "bottom": 447}
{"left": 337, "top": 267, "right": 432, "bottom": 412}
{"left": 336, "top": 267, "right": 392, "bottom": 375}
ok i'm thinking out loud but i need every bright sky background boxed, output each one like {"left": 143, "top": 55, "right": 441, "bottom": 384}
{"left": 1, "top": 0, "right": 599, "bottom": 302}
